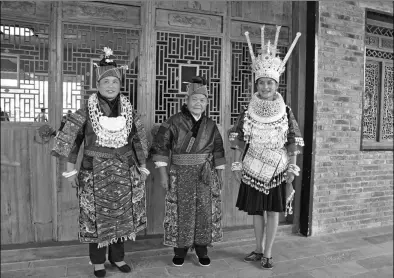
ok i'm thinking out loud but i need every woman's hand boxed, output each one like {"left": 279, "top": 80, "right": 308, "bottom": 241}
{"left": 231, "top": 162, "right": 242, "bottom": 184}
{"left": 285, "top": 171, "right": 295, "bottom": 185}
{"left": 67, "top": 173, "right": 79, "bottom": 188}
{"left": 159, "top": 172, "right": 169, "bottom": 190}
{"left": 140, "top": 172, "right": 148, "bottom": 182}
{"left": 157, "top": 166, "right": 169, "bottom": 190}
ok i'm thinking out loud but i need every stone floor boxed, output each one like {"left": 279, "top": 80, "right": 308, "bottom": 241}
{"left": 1, "top": 225, "right": 392, "bottom": 278}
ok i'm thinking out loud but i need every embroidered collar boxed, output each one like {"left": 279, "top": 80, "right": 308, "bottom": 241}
{"left": 97, "top": 92, "right": 120, "bottom": 117}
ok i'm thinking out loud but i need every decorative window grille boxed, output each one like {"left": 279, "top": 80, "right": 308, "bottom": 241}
{"left": 0, "top": 20, "right": 49, "bottom": 122}
{"left": 155, "top": 32, "right": 222, "bottom": 124}
{"left": 62, "top": 24, "right": 140, "bottom": 114}
{"left": 362, "top": 11, "right": 393, "bottom": 149}
{"left": 230, "top": 42, "right": 288, "bottom": 125}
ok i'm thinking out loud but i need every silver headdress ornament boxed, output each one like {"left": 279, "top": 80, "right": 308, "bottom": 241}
{"left": 93, "top": 47, "right": 129, "bottom": 82}
{"left": 245, "top": 25, "right": 301, "bottom": 82}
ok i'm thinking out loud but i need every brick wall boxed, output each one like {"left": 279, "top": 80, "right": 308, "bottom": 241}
{"left": 312, "top": 1, "right": 393, "bottom": 235}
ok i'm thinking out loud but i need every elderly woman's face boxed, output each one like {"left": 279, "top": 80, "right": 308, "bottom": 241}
{"left": 256, "top": 78, "right": 278, "bottom": 101}
{"left": 187, "top": 94, "right": 208, "bottom": 116}
{"left": 97, "top": 76, "right": 121, "bottom": 100}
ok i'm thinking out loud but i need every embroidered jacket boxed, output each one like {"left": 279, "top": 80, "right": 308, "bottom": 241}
{"left": 151, "top": 104, "right": 226, "bottom": 168}
{"left": 51, "top": 93, "right": 148, "bottom": 168}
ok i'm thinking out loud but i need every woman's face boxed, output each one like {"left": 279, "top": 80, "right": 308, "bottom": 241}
{"left": 256, "top": 78, "right": 278, "bottom": 101}
{"left": 97, "top": 76, "right": 121, "bottom": 100}
{"left": 187, "top": 94, "right": 208, "bottom": 117}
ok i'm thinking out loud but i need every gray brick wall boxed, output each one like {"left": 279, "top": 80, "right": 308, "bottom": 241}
{"left": 312, "top": 1, "right": 393, "bottom": 235}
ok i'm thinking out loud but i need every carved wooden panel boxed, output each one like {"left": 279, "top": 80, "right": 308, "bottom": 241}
{"left": 230, "top": 1, "right": 292, "bottom": 26}
{"left": 62, "top": 2, "right": 141, "bottom": 26}
{"left": 363, "top": 14, "right": 393, "bottom": 142}
{"left": 382, "top": 64, "right": 393, "bottom": 140}
{"left": 155, "top": 32, "right": 222, "bottom": 124}
{"left": 0, "top": 19, "right": 50, "bottom": 122}
{"left": 155, "top": 9, "right": 222, "bottom": 34}
{"left": 230, "top": 21, "right": 289, "bottom": 43}
{"left": 156, "top": 1, "right": 226, "bottom": 14}
{"left": 230, "top": 42, "right": 289, "bottom": 125}
{"left": 363, "top": 61, "right": 380, "bottom": 140}
{"left": 62, "top": 23, "right": 140, "bottom": 114}
{"left": 0, "top": 1, "right": 50, "bottom": 21}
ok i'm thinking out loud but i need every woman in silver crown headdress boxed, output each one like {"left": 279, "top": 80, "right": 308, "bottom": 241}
{"left": 229, "top": 26, "right": 304, "bottom": 270}
{"left": 51, "top": 47, "right": 149, "bottom": 277}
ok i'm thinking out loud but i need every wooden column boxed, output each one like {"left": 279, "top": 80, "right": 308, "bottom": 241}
{"left": 291, "top": 1, "right": 307, "bottom": 233}
{"left": 141, "top": 1, "right": 165, "bottom": 235}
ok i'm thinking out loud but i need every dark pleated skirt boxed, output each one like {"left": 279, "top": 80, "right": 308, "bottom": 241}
{"left": 236, "top": 180, "right": 287, "bottom": 214}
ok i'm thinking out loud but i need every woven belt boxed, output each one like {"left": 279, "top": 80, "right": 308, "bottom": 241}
{"left": 172, "top": 153, "right": 211, "bottom": 166}
{"left": 84, "top": 149, "right": 134, "bottom": 160}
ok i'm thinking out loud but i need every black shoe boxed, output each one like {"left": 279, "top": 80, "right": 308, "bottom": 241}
{"left": 172, "top": 255, "right": 185, "bottom": 266}
{"left": 261, "top": 257, "right": 273, "bottom": 270}
{"left": 93, "top": 269, "right": 106, "bottom": 277}
{"left": 244, "top": 251, "right": 263, "bottom": 262}
{"left": 110, "top": 261, "right": 132, "bottom": 273}
{"left": 197, "top": 255, "right": 211, "bottom": 267}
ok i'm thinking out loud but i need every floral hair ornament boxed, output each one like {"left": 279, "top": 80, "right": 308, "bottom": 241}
{"left": 93, "top": 47, "right": 129, "bottom": 82}
{"left": 244, "top": 26, "right": 301, "bottom": 83}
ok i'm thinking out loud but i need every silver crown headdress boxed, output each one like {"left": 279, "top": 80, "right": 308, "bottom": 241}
{"left": 93, "top": 47, "right": 128, "bottom": 82}
{"left": 245, "top": 25, "right": 301, "bottom": 83}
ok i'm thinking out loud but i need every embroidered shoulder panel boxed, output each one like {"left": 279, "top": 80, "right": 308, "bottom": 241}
{"left": 52, "top": 109, "right": 86, "bottom": 158}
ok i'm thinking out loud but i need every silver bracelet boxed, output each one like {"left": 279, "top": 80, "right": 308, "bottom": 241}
{"left": 139, "top": 167, "right": 150, "bottom": 175}
{"left": 231, "top": 162, "right": 243, "bottom": 171}
{"left": 62, "top": 169, "right": 78, "bottom": 178}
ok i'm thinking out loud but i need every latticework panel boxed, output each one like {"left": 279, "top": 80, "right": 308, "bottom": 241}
{"left": 382, "top": 64, "right": 393, "bottom": 140}
{"left": 366, "top": 24, "right": 394, "bottom": 37}
{"left": 363, "top": 62, "right": 380, "bottom": 140}
{"left": 366, "top": 49, "right": 393, "bottom": 60}
{"left": 155, "top": 32, "right": 222, "bottom": 124}
{"left": 230, "top": 42, "right": 288, "bottom": 125}
{"left": 0, "top": 20, "right": 49, "bottom": 122}
{"left": 62, "top": 23, "right": 140, "bottom": 114}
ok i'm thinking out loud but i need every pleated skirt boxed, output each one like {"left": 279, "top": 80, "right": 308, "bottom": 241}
{"left": 236, "top": 180, "right": 287, "bottom": 215}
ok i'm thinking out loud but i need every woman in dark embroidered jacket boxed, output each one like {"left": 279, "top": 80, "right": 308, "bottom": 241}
{"left": 151, "top": 76, "right": 226, "bottom": 267}
{"left": 229, "top": 27, "right": 304, "bottom": 270}
{"left": 51, "top": 48, "right": 148, "bottom": 277}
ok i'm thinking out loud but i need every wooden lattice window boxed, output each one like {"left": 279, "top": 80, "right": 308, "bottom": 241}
{"left": 62, "top": 23, "right": 140, "bottom": 114}
{"left": 0, "top": 20, "right": 49, "bottom": 122}
{"left": 155, "top": 32, "right": 222, "bottom": 124}
{"left": 362, "top": 11, "right": 393, "bottom": 150}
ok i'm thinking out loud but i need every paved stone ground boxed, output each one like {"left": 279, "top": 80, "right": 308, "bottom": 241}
{"left": 1, "top": 225, "right": 392, "bottom": 278}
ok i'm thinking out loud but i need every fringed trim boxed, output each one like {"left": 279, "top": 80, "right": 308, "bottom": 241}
{"left": 287, "top": 150, "right": 301, "bottom": 156}
{"left": 295, "top": 137, "right": 304, "bottom": 147}
{"left": 97, "top": 232, "right": 137, "bottom": 249}
{"left": 242, "top": 170, "right": 287, "bottom": 195}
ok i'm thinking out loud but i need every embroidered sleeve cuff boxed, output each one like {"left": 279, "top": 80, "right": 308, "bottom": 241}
{"left": 68, "top": 153, "right": 78, "bottom": 164}
{"left": 213, "top": 156, "right": 226, "bottom": 168}
{"left": 154, "top": 162, "right": 168, "bottom": 168}
{"left": 152, "top": 154, "right": 169, "bottom": 164}
{"left": 215, "top": 165, "right": 225, "bottom": 170}
{"left": 230, "top": 138, "right": 245, "bottom": 150}
{"left": 295, "top": 137, "right": 305, "bottom": 147}
{"left": 286, "top": 143, "right": 303, "bottom": 155}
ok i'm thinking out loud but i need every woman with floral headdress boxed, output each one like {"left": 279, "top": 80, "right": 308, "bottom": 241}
{"left": 229, "top": 26, "right": 304, "bottom": 270}
{"left": 51, "top": 47, "right": 149, "bottom": 277}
